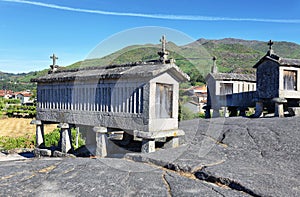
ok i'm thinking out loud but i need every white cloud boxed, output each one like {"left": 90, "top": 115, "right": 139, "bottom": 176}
{"left": 2, "top": 0, "right": 300, "bottom": 23}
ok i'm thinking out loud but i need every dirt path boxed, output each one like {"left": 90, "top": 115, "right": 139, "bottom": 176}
{"left": 0, "top": 118, "right": 56, "bottom": 137}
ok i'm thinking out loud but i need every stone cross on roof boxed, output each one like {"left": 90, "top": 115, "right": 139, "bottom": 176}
{"left": 160, "top": 35, "right": 167, "bottom": 53}
{"left": 49, "top": 53, "right": 59, "bottom": 73}
{"left": 158, "top": 35, "right": 169, "bottom": 64}
{"left": 267, "top": 40, "right": 274, "bottom": 56}
{"left": 50, "top": 53, "right": 58, "bottom": 66}
{"left": 268, "top": 40, "right": 274, "bottom": 50}
{"left": 211, "top": 56, "right": 218, "bottom": 73}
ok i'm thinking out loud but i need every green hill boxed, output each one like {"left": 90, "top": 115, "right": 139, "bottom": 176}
{"left": 6, "top": 38, "right": 300, "bottom": 90}
{"left": 0, "top": 71, "right": 36, "bottom": 91}
{"left": 196, "top": 38, "right": 300, "bottom": 73}
{"left": 65, "top": 38, "right": 300, "bottom": 76}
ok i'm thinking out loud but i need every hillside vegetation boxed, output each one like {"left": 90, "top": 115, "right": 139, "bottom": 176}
{"left": 6, "top": 38, "right": 300, "bottom": 88}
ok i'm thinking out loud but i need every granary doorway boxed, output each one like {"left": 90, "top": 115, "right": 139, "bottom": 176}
{"left": 155, "top": 83, "right": 173, "bottom": 118}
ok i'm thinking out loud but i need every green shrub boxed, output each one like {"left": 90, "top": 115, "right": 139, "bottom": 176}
{"left": 5, "top": 105, "right": 36, "bottom": 118}
{"left": 0, "top": 135, "right": 35, "bottom": 150}
{"left": 179, "top": 105, "right": 195, "bottom": 120}
{"left": 44, "top": 128, "right": 60, "bottom": 147}
{"left": 4, "top": 99, "right": 21, "bottom": 104}
{"left": 193, "top": 112, "right": 206, "bottom": 119}
{"left": 179, "top": 104, "right": 206, "bottom": 121}
{"left": 44, "top": 128, "right": 85, "bottom": 148}
{"left": 0, "top": 98, "right": 5, "bottom": 110}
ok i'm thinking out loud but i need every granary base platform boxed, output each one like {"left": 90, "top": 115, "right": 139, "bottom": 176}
{"left": 135, "top": 129, "right": 184, "bottom": 153}
{"left": 93, "top": 127, "right": 185, "bottom": 156}
{"left": 32, "top": 120, "right": 185, "bottom": 157}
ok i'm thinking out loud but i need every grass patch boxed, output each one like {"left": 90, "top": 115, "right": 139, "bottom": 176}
{"left": 0, "top": 135, "right": 35, "bottom": 150}
{"left": 0, "top": 128, "right": 85, "bottom": 151}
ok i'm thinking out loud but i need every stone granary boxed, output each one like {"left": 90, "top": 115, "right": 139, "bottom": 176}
{"left": 31, "top": 36, "right": 190, "bottom": 156}
{"left": 253, "top": 40, "right": 300, "bottom": 117}
{"left": 205, "top": 57, "right": 256, "bottom": 118}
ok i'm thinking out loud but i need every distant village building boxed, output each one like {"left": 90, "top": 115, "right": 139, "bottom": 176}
{"left": 182, "top": 85, "right": 207, "bottom": 113}
{"left": 32, "top": 37, "right": 190, "bottom": 156}
{"left": 0, "top": 90, "right": 14, "bottom": 99}
{"left": 0, "top": 90, "right": 34, "bottom": 105}
{"left": 205, "top": 57, "right": 256, "bottom": 117}
{"left": 193, "top": 85, "right": 207, "bottom": 104}
{"left": 253, "top": 40, "right": 300, "bottom": 117}
{"left": 15, "top": 91, "right": 33, "bottom": 105}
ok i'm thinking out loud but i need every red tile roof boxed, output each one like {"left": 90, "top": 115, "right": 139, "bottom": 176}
{"left": 0, "top": 90, "right": 14, "bottom": 97}
{"left": 15, "top": 92, "right": 32, "bottom": 97}
{"left": 193, "top": 85, "right": 207, "bottom": 92}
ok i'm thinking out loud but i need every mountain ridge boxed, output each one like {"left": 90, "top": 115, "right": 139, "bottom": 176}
{"left": 3, "top": 37, "right": 300, "bottom": 91}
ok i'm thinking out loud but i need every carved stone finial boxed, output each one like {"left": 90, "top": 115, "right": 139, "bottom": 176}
{"left": 211, "top": 56, "right": 218, "bottom": 73}
{"left": 50, "top": 53, "right": 58, "bottom": 66}
{"left": 161, "top": 35, "right": 166, "bottom": 53}
{"left": 158, "top": 35, "right": 169, "bottom": 64}
{"left": 49, "top": 53, "right": 59, "bottom": 73}
{"left": 268, "top": 40, "right": 274, "bottom": 50}
{"left": 267, "top": 40, "right": 274, "bottom": 56}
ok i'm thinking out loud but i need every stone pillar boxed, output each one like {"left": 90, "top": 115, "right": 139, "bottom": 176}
{"left": 141, "top": 139, "right": 155, "bottom": 153}
{"left": 223, "top": 107, "right": 229, "bottom": 117}
{"left": 212, "top": 108, "right": 220, "bottom": 118}
{"left": 204, "top": 106, "right": 211, "bottom": 119}
{"left": 275, "top": 103, "right": 284, "bottom": 117}
{"left": 58, "top": 123, "right": 73, "bottom": 153}
{"left": 93, "top": 126, "right": 108, "bottom": 157}
{"left": 171, "top": 137, "right": 179, "bottom": 148}
{"left": 30, "top": 120, "right": 44, "bottom": 148}
{"left": 253, "top": 101, "right": 263, "bottom": 118}
{"left": 273, "top": 98, "right": 287, "bottom": 118}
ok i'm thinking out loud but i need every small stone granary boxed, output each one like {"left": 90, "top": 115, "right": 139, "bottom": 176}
{"left": 205, "top": 57, "right": 256, "bottom": 117}
{"left": 31, "top": 36, "right": 190, "bottom": 156}
{"left": 253, "top": 40, "right": 300, "bottom": 117}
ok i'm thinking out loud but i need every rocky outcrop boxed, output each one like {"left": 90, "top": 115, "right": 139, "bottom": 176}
{"left": 1, "top": 117, "right": 299, "bottom": 196}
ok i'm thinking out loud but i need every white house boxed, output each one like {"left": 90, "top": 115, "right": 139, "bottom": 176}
{"left": 15, "top": 91, "right": 33, "bottom": 105}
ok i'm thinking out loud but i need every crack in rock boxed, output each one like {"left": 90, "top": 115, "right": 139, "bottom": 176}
{"left": 218, "top": 129, "right": 231, "bottom": 144}
{"left": 210, "top": 187, "right": 226, "bottom": 197}
{"left": 194, "top": 167, "right": 262, "bottom": 197}
{"left": 162, "top": 172, "right": 172, "bottom": 197}
{"left": 246, "top": 128, "right": 265, "bottom": 157}
{"left": 197, "top": 133, "right": 228, "bottom": 147}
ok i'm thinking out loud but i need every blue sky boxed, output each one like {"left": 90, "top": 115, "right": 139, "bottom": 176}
{"left": 1, "top": 0, "right": 300, "bottom": 73}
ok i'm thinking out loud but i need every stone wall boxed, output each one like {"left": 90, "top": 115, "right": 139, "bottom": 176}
{"left": 256, "top": 60, "right": 279, "bottom": 99}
